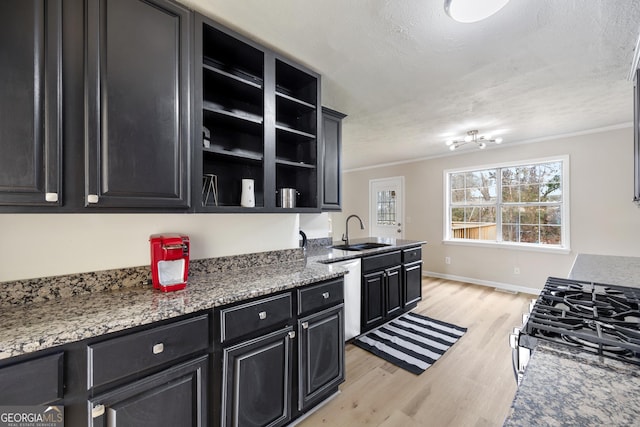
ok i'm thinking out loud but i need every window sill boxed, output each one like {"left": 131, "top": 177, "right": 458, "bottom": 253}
{"left": 443, "top": 239, "right": 571, "bottom": 254}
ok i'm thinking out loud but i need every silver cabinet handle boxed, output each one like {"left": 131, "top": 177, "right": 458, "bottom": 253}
{"left": 152, "top": 343, "right": 164, "bottom": 354}
{"left": 87, "top": 194, "right": 99, "bottom": 204}
{"left": 288, "top": 331, "right": 296, "bottom": 339}
{"left": 322, "top": 292, "right": 330, "bottom": 299}
{"left": 258, "top": 311, "right": 267, "bottom": 320}
{"left": 92, "top": 404, "right": 105, "bottom": 418}
{"left": 302, "top": 322, "right": 309, "bottom": 329}
{"left": 45, "top": 192, "right": 58, "bottom": 203}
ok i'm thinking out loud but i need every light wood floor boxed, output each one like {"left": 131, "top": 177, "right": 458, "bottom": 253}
{"left": 299, "top": 277, "right": 535, "bottom": 427}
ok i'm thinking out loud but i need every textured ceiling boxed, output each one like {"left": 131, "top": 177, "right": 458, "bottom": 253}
{"left": 181, "top": 0, "right": 640, "bottom": 169}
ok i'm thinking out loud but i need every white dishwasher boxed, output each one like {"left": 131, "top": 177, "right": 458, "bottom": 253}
{"left": 331, "top": 258, "right": 361, "bottom": 341}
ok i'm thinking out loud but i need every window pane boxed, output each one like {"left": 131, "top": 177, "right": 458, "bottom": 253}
{"left": 540, "top": 225, "right": 561, "bottom": 244}
{"left": 540, "top": 206, "right": 561, "bottom": 225}
{"left": 502, "top": 185, "right": 519, "bottom": 203}
{"left": 376, "top": 190, "right": 396, "bottom": 225}
{"left": 519, "top": 225, "right": 539, "bottom": 244}
{"left": 448, "top": 160, "right": 564, "bottom": 247}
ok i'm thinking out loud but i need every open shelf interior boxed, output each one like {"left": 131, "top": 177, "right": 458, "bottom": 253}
{"left": 202, "top": 24, "right": 263, "bottom": 86}
{"left": 275, "top": 59, "right": 317, "bottom": 105}
{"left": 276, "top": 164, "right": 317, "bottom": 208}
{"left": 275, "top": 127, "right": 316, "bottom": 167}
{"left": 202, "top": 155, "right": 264, "bottom": 208}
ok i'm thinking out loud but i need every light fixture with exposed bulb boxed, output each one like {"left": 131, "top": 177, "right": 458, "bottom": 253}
{"left": 445, "top": 130, "right": 504, "bottom": 151}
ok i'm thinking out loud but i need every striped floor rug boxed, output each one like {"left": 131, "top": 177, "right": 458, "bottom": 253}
{"left": 353, "top": 312, "right": 467, "bottom": 375}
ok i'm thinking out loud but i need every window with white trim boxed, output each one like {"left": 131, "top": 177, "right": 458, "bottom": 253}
{"left": 445, "top": 157, "right": 569, "bottom": 250}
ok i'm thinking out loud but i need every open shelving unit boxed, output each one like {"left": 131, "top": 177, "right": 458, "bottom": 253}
{"left": 194, "top": 15, "right": 321, "bottom": 212}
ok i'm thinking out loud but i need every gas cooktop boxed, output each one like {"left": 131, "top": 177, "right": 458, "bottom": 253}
{"left": 524, "top": 277, "right": 640, "bottom": 365}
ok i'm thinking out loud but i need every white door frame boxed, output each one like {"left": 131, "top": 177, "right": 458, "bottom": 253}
{"left": 369, "top": 176, "right": 405, "bottom": 239}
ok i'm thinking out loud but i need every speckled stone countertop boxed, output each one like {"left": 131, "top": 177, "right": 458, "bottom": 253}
{"left": 569, "top": 253, "right": 640, "bottom": 288}
{"left": 503, "top": 341, "right": 640, "bottom": 426}
{"left": 504, "top": 253, "right": 640, "bottom": 426}
{"left": 0, "top": 258, "right": 348, "bottom": 360}
{"left": 308, "top": 237, "right": 426, "bottom": 264}
{"left": 0, "top": 238, "right": 425, "bottom": 361}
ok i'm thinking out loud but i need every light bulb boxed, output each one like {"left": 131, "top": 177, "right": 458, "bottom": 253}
{"left": 449, "top": 144, "right": 457, "bottom": 151}
{"left": 479, "top": 142, "right": 487, "bottom": 149}
{"left": 445, "top": 140, "right": 453, "bottom": 146}
{"left": 464, "top": 135, "right": 472, "bottom": 142}
{"left": 495, "top": 137, "right": 503, "bottom": 144}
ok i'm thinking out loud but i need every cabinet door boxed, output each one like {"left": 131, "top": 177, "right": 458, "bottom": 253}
{"left": 222, "top": 327, "right": 293, "bottom": 427}
{"left": 321, "top": 108, "right": 346, "bottom": 211}
{"left": 0, "top": 0, "right": 62, "bottom": 206}
{"left": 89, "top": 356, "right": 208, "bottom": 427}
{"left": 298, "top": 305, "right": 345, "bottom": 412}
{"left": 385, "top": 266, "right": 402, "bottom": 317}
{"left": 403, "top": 261, "right": 423, "bottom": 307}
{"left": 362, "top": 271, "right": 385, "bottom": 330}
{"left": 85, "top": 0, "right": 190, "bottom": 208}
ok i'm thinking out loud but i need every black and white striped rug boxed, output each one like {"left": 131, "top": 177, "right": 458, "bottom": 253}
{"left": 353, "top": 312, "right": 467, "bottom": 375}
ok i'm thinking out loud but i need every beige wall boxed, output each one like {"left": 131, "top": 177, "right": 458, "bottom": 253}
{"left": 0, "top": 213, "right": 330, "bottom": 282}
{"left": 332, "top": 127, "right": 640, "bottom": 292}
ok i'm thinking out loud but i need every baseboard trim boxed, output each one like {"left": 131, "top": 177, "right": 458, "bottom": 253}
{"left": 424, "top": 271, "right": 541, "bottom": 296}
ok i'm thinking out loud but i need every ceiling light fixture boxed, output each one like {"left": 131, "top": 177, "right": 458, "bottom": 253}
{"left": 444, "top": 0, "right": 510, "bottom": 23}
{"left": 445, "top": 130, "right": 503, "bottom": 151}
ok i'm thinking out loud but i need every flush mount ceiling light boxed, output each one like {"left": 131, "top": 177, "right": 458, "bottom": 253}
{"left": 445, "top": 130, "right": 503, "bottom": 151}
{"left": 444, "top": 0, "right": 510, "bottom": 23}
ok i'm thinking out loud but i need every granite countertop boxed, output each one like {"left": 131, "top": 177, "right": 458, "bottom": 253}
{"left": 0, "top": 238, "right": 426, "bottom": 361}
{"left": 569, "top": 253, "right": 640, "bottom": 289}
{"left": 504, "top": 253, "right": 640, "bottom": 426}
{"left": 504, "top": 341, "right": 640, "bottom": 426}
{"left": 307, "top": 237, "right": 426, "bottom": 264}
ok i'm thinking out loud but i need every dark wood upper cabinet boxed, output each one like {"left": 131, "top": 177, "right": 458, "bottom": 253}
{"left": 193, "top": 14, "right": 322, "bottom": 212}
{"left": 84, "top": 0, "right": 191, "bottom": 208}
{"left": 0, "top": 0, "right": 62, "bottom": 206}
{"left": 321, "top": 108, "right": 346, "bottom": 211}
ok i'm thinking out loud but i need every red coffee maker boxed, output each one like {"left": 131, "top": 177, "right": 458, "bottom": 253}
{"left": 150, "top": 234, "right": 190, "bottom": 292}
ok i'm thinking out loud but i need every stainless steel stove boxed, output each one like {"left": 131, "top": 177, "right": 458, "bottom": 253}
{"left": 510, "top": 277, "right": 640, "bottom": 384}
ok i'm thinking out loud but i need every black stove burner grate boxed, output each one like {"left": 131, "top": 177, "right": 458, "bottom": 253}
{"left": 524, "top": 277, "right": 640, "bottom": 365}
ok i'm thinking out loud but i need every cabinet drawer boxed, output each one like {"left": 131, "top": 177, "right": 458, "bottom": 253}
{"left": 298, "top": 279, "right": 344, "bottom": 315}
{"left": 220, "top": 293, "right": 293, "bottom": 343}
{"left": 89, "top": 314, "right": 209, "bottom": 389}
{"left": 402, "top": 247, "right": 422, "bottom": 264}
{"left": 362, "top": 250, "right": 402, "bottom": 273}
{"left": 0, "top": 353, "right": 63, "bottom": 404}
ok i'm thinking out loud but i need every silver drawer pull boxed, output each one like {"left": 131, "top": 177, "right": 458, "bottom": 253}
{"left": 288, "top": 331, "right": 296, "bottom": 339}
{"left": 322, "top": 292, "right": 330, "bottom": 299}
{"left": 92, "top": 404, "right": 105, "bottom": 418}
{"left": 45, "top": 192, "right": 58, "bottom": 202}
{"left": 302, "top": 322, "right": 309, "bottom": 329}
{"left": 87, "top": 194, "right": 99, "bottom": 204}
{"left": 152, "top": 343, "right": 164, "bottom": 354}
{"left": 258, "top": 311, "right": 267, "bottom": 320}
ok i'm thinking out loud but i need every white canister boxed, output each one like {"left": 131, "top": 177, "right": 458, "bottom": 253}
{"left": 241, "top": 179, "right": 255, "bottom": 207}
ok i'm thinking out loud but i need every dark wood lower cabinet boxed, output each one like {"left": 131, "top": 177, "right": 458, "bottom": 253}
{"left": 221, "top": 327, "right": 294, "bottom": 427}
{"left": 403, "top": 261, "right": 423, "bottom": 307}
{"left": 298, "top": 304, "right": 345, "bottom": 412}
{"left": 362, "top": 266, "right": 402, "bottom": 331}
{"left": 89, "top": 356, "right": 208, "bottom": 427}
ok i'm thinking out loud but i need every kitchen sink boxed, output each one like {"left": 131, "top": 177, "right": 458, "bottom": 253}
{"left": 331, "top": 242, "right": 391, "bottom": 251}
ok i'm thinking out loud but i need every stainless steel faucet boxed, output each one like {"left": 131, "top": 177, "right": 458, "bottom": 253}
{"left": 342, "top": 214, "right": 365, "bottom": 246}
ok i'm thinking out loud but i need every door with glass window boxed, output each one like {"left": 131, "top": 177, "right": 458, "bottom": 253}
{"left": 369, "top": 177, "right": 404, "bottom": 238}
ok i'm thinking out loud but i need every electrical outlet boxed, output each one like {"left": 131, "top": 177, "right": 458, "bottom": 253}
{"left": 445, "top": 256, "right": 451, "bottom": 265}
{"left": 514, "top": 267, "right": 520, "bottom": 275}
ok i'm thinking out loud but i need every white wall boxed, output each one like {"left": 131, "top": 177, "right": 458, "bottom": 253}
{"left": 333, "top": 127, "right": 640, "bottom": 292}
